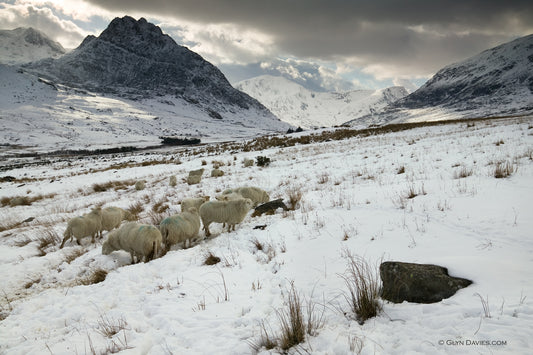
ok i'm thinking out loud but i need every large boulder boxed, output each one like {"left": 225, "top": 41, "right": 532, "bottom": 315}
{"left": 380, "top": 261, "right": 472, "bottom": 303}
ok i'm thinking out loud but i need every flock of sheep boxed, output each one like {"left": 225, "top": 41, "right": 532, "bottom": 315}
{"left": 59, "top": 166, "right": 271, "bottom": 264}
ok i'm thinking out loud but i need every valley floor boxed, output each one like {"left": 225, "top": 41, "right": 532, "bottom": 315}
{"left": 1, "top": 116, "right": 532, "bottom": 354}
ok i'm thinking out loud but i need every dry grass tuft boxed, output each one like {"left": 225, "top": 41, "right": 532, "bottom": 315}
{"left": 96, "top": 314, "right": 129, "bottom": 338}
{"left": 127, "top": 201, "right": 143, "bottom": 220}
{"left": 454, "top": 166, "right": 474, "bottom": 179}
{"left": 204, "top": 251, "right": 221, "bottom": 265}
{"left": 339, "top": 250, "right": 382, "bottom": 324}
{"left": 277, "top": 284, "right": 306, "bottom": 351}
{"left": 494, "top": 160, "right": 516, "bottom": 178}
{"left": 287, "top": 187, "right": 303, "bottom": 211}
{"left": 36, "top": 228, "right": 61, "bottom": 256}
{"left": 79, "top": 268, "right": 108, "bottom": 286}
{"left": 63, "top": 247, "right": 87, "bottom": 264}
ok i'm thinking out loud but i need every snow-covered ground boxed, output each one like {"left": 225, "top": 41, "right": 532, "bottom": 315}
{"left": 1, "top": 116, "right": 532, "bottom": 354}
{"left": 0, "top": 64, "right": 289, "bottom": 156}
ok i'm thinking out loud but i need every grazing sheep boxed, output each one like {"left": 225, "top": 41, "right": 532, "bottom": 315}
{"left": 187, "top": 168, "right": 204, "bottom": 185}
{"left": 181, "top": 196, "right": 210, "bottom": 212}
{"left": 159, "top": 208, "right": 201, "bottom": 251}
{"left": 102, "top": 222, "right": 162, "bottom": 263}
{"left": 135, "top": 180, "right": 145, "bottom": 191}
{"left": 221, "top": 187, "right": 270, "bottom": 206}
{"left": 211, "top": 168, "right": 224, "bottom": 177}
{"left": 216, "top": 192, "right": 243, "bottom": 201}
{"left": 169, "top": 175, "right": 177, "bottom": 187}
{"left": 100, "top": 207, "right": 130, "bottom": 236}
{"left": 243, "top": 158, "right": 254, "bottom": 167}
{"left": 199, "top": 198, "right": 254, "bottom": 236}
{"left": 60, "top": 207, "right": 102, "bottom": 248}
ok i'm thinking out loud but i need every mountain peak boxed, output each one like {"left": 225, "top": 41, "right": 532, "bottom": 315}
{"left": 0, "top": 27, "right": 65, "bottom": 64}
{"left": 22, "top": 16, "right": 282, "bottom": 126}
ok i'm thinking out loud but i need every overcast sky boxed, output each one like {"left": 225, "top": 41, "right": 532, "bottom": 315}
{"left": 1, "top": 0, "right": 532, "bottom": 91}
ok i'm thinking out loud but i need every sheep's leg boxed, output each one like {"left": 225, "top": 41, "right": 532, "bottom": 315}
{"left": 130, "top": 251, "right": 135, "bottom": 264}
{"left": 76, "top": 238, "right": 81, "bottom": 245}
{"left": 60, "top": 236, "right": 70, "bottom": 249}
{"left": 204, "top": 224, "right": 211, "bottom": 237}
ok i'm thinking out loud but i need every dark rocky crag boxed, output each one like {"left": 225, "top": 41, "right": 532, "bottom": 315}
{"left": 23, "top": 16, "right": 271, "bottom": 113}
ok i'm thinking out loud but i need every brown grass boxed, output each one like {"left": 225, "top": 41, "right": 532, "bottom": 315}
{"left": 494, "top": 160, "right": 516, "bottom": 178}
{"left": 36, "top": 228, "right": 61, "bottom": 256}
{"left": 454, "top": 166, "right": 474, "bottom": 179}
{"left": 127, "top": 201, "right": 143, "bottom": 220}
{"left": 339, "top": 250, "right": 382, "bottom": 324}
{"left": 79, "top": 268, "right": 108, "bottom": 286}
{"left": 1, "top": 193, "right": 56, "bottom": 207}
{"left": 204, "top": 251, "right": 221, "bottom": 265}
{"left": 287, "top": 188, "right": 303, "bottom": 211}
{"left": 277, "top": 284, "right": 306, "bottom": 351}
{"left": 92, "top": 179, "right": 135, "bottom": 192}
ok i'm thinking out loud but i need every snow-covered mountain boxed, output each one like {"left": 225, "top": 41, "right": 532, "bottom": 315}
{"left": 23, "top": 17, "right": 271, "bottom": 112}
{"left": 346, "top": 34, "right": 533, "bottom": 126}
{"left": 0, "top": 27, "right": 65, "bottom": 65}
{"left": 1, "top": 17, "right": 289, "bottom": 153}
{"left": 236, "top": 75, "right": 408, "bottom": 128}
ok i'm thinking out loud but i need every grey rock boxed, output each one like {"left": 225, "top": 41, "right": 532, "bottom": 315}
{"left": 380, "top": 261, "right": 472, "bottom": 304}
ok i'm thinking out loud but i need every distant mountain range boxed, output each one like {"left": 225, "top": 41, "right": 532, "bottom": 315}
{"left": 236, "top": 75, "right": 408, "bottom": 128}
{"left": 1, "top": 17, "right": 531, "bottom": 153}
{"left": 0, "top": 27, "right": 65, "bottom": 65}
{"left": 345, "top": 34, "right": 533, "bottom": 126}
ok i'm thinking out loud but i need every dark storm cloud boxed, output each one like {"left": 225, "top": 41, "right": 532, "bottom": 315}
{"left": 86, "top": 0, "right": 533, "bottom": 78}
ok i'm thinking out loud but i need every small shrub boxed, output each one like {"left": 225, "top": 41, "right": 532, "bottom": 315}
{"left": 256, "top": 156, "right": 271, "bottom": 167}
{"left": 396, "top": 166, "right": 405, "bottom": 174}
{"left": 339, "top": 251, "right": 382, "bottom": 324}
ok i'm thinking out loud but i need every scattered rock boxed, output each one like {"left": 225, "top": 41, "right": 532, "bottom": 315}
{"left": 380, "top": 261, "right": 472, "bottom": 303}
{"left": 252, "top": 199, "right": 288, "bottom": 217}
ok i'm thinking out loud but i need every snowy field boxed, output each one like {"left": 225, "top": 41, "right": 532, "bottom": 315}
{"left": 1, "top": 116, "right": 532, "bottom": 354}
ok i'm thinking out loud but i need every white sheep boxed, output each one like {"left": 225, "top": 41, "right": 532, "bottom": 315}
{"left": 135, "top": 180, "right": 145, "bottom": 190}
{"left": 169, "top": 175, "right": 177, "bottom": 187}
{"left": 100, "top": 206, "right": 130, "bottom": 236}
{"left": 159, "top": 207, "right": 201, "bottom": 251}
{"left": 102, "top": 222, "right": 162, "bottom": 263}
{"left": 187, "top": 168, "right": 204, "bottom": 185}
{"left": 211, "top": 168, "right": 224, "bottom": 177}
{"left": 221, "top": 187, "right": 270, "bottom": 206}
{"left": 199, "top": 198, "right": 253, "bottom": 236}
{"left": 243, "top": 158, "right": 254, "bottom": 167}
{"left": 60, "top": 207, "right": 102, "bottom": 248}
{"left": 216, "top": 192, "right": 243, "bottom": 201}
{"left": 181, "top": 196, "right": 210, "bottom": 212}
